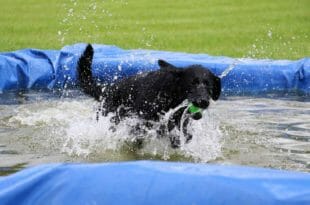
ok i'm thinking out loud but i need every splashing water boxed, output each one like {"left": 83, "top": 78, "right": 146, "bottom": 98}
{"left": 58, "top": 0, "right": 128, "bottom": 45}
{"left": 219, "top": 61, "right": 237, "bottom": 79}
{"left": 0, "top": 91, "right": 309, "bottom": 174}
{"left": 2, "top": 93, "right": 222, "bottom": 164}
{"left": 58, "top": 0, "right": 156, "bottom": 49}
{"left": 62, "top": 99, "right": 223, "bottom": 162}
{"left": 245, "top": 27, "right": 307, "bottom": 59}
{"left": 219, "top": 58, "right": 248, "bottom": 79}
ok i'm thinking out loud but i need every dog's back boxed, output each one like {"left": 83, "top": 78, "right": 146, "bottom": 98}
{"left": 77, "top": 44, "right": 221, "bottom": 119}
{"left": 77, "top": 45, "right": 184, "bottom": 119}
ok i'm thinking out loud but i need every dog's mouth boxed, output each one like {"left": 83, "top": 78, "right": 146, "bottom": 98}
{"left": 192, "top": 100, "right": 209, "bottom": 109}
{"left": 188, "top": 103, "right": 204, "bottom": 120}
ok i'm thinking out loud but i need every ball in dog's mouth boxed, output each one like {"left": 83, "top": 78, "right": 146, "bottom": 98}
{"left": 188, "top": 103, "right": 203, "bottom": 120}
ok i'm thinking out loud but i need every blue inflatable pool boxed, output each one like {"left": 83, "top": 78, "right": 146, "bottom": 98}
{"left": 0, "top": 44, "right": 309, "bottom": 205}
{"left": 0, "top": 43, "right": 309, "bottom": 95}
{"left": 0, "top": 161, "right": 310, "bottom": 205}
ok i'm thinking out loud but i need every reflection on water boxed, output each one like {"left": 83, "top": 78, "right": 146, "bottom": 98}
{"left": 0, "top": 91, "right": 309, "bottom": 175}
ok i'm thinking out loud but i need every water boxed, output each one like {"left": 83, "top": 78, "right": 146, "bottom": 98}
{"left": 0, "top": 91, "right": 309, "bottom": 175}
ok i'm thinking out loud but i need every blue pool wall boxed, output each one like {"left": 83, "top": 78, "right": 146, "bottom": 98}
{"left": 0, "top": 161, "right": 309, "bottom": 205}
{"left": 0, "top": 43, "right": 309, "bottom": 95}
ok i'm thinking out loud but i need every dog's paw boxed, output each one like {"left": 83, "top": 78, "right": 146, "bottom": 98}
{"left": 169, "top": 135, "right": 181, "bottom": 149}
{"left": 185, "top": 133, "right": 193, "bottom": 143}
{"left": 156, "top": 124, "right": 167, "bottom": 136}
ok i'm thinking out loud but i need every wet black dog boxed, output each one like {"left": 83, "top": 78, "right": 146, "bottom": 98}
{"left": 77, "top": 44, "right": 221, "bottom": 148}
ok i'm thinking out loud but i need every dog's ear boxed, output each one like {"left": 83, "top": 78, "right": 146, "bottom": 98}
{"left": 158, "top": 59, "right": 178, "bottom": 72}
{"left": 210, "top": 76, "right": 221, "bottom": 101}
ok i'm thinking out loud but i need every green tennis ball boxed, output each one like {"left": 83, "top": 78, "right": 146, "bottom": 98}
{"left": 188, "top": 103, "right": 202, "bottom": 114}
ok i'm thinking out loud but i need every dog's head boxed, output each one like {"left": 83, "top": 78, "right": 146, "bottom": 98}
{"left": 158, "top": 60, "right": 221, "bottom": 117}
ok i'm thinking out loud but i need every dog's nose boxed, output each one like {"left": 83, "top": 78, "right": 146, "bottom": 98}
{"left": 193, "top": 100, "right": 209, "bottom": 109}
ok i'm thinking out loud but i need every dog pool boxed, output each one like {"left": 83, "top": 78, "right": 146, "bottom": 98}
{"left": 0, "top": 44, "right": 309, "bottom": 204}
{"left": 0, "top": 90, "right": 309, "bottom": 175}
{"left": 0, "top": 44, "right": 309, "bottom": 175}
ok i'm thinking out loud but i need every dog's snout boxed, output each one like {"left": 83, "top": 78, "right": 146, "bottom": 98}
{"left": 193, "top": 99, "right": 209, "bottom": 109}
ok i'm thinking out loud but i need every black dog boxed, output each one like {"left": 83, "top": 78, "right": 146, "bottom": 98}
{"left": 77, "top": 44, "right": 221, "bottom": 148}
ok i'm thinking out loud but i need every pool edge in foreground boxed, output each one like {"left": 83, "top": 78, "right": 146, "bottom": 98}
{"left": 0, "top": 161, "right": 309, "bottom": 205}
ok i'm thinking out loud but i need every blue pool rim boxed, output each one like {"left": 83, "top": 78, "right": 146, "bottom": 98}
{"left": 0, "top": 161, "right": 309, "bottom": 205}
{"left": 0, "top": 43, "right": 309, "bottom": 95}
{"left": 0, "top": 44, "right": 309, "bottom": 204}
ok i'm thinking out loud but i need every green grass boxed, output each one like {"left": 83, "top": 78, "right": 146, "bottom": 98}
{"left": 0, "top": 0, "right": 309, "bottom": 59}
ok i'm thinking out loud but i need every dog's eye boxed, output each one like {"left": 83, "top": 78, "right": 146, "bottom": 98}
{"left": 192, "top": 78, "right": 200, "bottom": 85}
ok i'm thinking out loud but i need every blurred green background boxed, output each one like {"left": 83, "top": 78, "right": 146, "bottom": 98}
{"left": 0, "top": 0, "right": 309, "bottom": 59}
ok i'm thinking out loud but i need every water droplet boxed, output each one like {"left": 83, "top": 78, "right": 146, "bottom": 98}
{"left": 118, "top": 65, "right": 122, "bottom": 71}
{"left": 267, "top": 30, "right": 272, "bottom": 38}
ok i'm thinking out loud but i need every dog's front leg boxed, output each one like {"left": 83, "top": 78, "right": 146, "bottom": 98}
{"left": 168, "top": 117, "right": 192, "bottom": 148}
{"left": 181, "top": 117, "right": 193, "bottom": 143}
{"left": 167, "top": 107, "right": 193, "bottom": 147}
{"left": 166, "top": 119, "right": 180, "bottom": 148}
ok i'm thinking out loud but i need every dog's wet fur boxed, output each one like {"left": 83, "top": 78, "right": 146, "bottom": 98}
{"left": 77, "top": 44, "right": 221, "bottom": 148}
